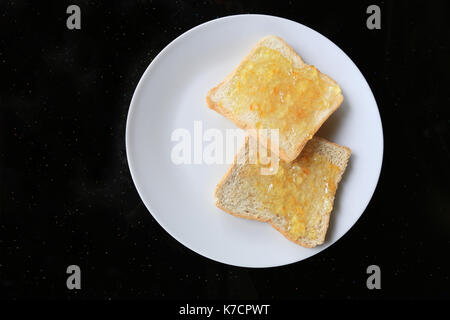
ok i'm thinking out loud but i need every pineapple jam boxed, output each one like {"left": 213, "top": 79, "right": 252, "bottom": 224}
{"left": 227, "top": 46, "right": 341, "bottom": 135}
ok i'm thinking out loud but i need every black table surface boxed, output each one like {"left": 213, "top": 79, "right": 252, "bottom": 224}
{"left": 1, "top": 0, "right": 449, "bottom": 300}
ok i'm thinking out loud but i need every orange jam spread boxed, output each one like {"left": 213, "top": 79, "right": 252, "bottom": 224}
{"left": 227, "top": 46, "right": 340, "bottom": 133}
{"left": 241, "top": 145, "right": 341, "bottom": 240}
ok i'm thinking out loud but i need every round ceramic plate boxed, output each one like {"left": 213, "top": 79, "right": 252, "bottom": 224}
{"left": 126, "top": 14, "right": 383, "bottom": 268}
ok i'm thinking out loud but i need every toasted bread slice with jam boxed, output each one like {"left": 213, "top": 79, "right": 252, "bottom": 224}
{"left": 214, "top": 136, "right": 351, "bottom": 248}
{"left": 207, "top": 35, "right": 344, "bottom": 162}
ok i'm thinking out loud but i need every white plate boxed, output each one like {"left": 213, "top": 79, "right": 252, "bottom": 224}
{"left": 126, "top": 14, "right": 383, "bottom": 268}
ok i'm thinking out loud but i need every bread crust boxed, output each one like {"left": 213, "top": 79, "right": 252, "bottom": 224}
{"left": 214, "top": 136, "right": 351, "bottom": 248}
{"left": 206, "top": 35, "right": 344, "bottom": 163}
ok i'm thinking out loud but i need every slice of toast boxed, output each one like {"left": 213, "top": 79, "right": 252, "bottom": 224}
{"left": 214, "top": 136, "right": 351, "bottom": 248}
{"left": 206, "top": 35, "right": 344, "bottom": 162}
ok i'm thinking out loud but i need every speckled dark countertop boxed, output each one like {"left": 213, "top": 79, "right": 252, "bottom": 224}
{"left": 1, "top": 0, "right": 449, "bottom": 300}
